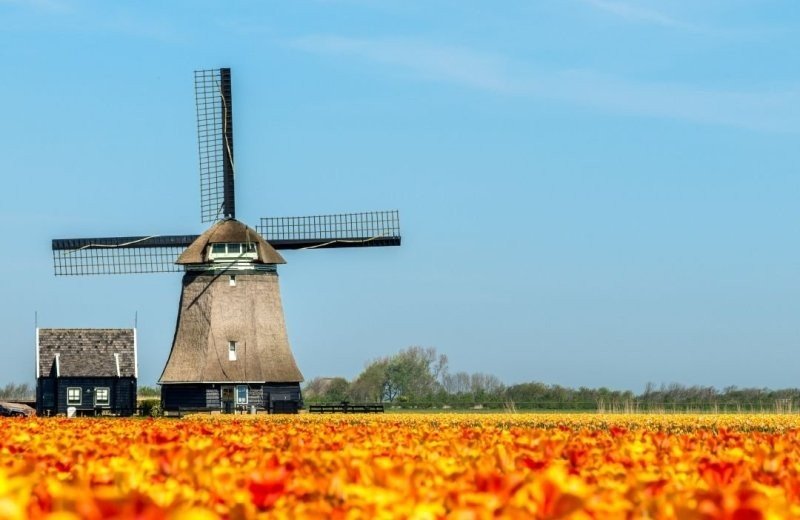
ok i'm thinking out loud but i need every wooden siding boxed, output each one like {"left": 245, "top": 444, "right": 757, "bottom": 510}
{"left": 161, "top": 384, "right": 208, "bottom": 410}
{"left": 36, "top": 376, "right": 136, "bottom": 416}
{"left": 161, "top": 383, "right": 301, "bottom": 412}
{"left": 248, "top": 386, "right": 264, "bottom": 408}
{"left": 263, "top": 384, "right": 302, "bottom": 406}
{"left": 38, "top": 378, "right": 55, "bottom": 409}
{"left": 205, "top": 387, "right": 220, "bottom": 409}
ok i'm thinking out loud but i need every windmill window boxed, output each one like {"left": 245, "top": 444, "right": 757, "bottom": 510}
{"left": 229, "top": 275, "right": 236, "bottom": 286}
{"left": 236, "top": 385, "right": 248, "bottom": 405}
{"left": 95, "top": 387, "right": 110, "bottom": 406}
{"left": 67, "top": 387, "right": 81, "bottom": 405}
{"left": 208, "top": 243, "right": 258, "bottom": 262}
{"left": 228, "top": 341, "right": 237, "bottom": 361}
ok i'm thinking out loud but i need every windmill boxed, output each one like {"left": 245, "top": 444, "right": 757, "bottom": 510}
{"left": 51, "top": 68, "right": 401, "bottom": 414}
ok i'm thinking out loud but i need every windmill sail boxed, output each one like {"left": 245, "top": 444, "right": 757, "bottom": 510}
{"left": 257, "top": 210, "right": 401, "bottom": 249}
{"left": 52, "top": 209, "right": 401, "bottom": 275}
{"left": 52, "top": 235, "right": 197, "bottom": 275}
{"left": 195, "top": 68, "right": 235, "bottom": 223}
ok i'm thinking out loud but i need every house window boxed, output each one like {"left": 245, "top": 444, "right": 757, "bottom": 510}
{"left": 67, "top": 387, "right": 81, "bottom": 405}
{"left": 95, "top": 387, "right": 110, "bottom": 406}
{"left": 229, "top": 341, "right": 237, "bottom": 361}
{"left": 236, "top": 385, "right": 248, "bottom": 405}
{"left": 229, "top": 275, "right": 236, "bottom": 287}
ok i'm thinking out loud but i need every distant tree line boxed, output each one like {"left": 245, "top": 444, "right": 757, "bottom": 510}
{"left": 0, "top": 382, "right": 34, "bottom": 400}
{"left": 4, "top": 349, "right": 799, "bottom": 412}
{"left": 138, "top": 386, "right": 160, "bottom": 398}
{"left": 304, "top": 346, "right": 800, "bottom": 412}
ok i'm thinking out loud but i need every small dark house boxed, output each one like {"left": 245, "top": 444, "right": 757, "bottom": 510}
{"left": 36, "top": 328, "right": 138, "bottom": 416}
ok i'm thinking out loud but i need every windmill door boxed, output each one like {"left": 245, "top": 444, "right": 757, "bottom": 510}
{"left": 221, "top": 385, "right": 234, "bottom": 414}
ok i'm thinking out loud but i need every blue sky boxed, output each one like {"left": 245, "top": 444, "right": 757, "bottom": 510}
{"left": 1, "top": 1, "right": 798, "bottom": 391}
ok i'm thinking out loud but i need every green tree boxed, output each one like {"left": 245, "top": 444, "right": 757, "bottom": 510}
{"left": 348, "top": 346, "right": 448, "bottom": 403}
{"left": 324, "top": 378, "right": 350, "bottom": 402}
{"left": 383, "top": 347, "right": 432, "bottom": 401}
{"left": 348, "top": 358, "right": 389, "bottom": 402}
{"left": 303, "top": 377, "right": 351, "bottom": 403}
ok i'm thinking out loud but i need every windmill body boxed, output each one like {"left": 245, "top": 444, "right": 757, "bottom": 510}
{"left": 160, "top": 218, "right": 304, "bottom": 413}
{"left": 51, "top": 69, "right": 401, "bottom": 413}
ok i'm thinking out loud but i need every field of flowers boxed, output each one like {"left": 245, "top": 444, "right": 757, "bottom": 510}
{"left": 2, "top": 414, "right": 800, "bottom": 519}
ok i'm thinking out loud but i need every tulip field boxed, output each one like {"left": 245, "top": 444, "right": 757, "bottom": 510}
{"left": 3, "top": 414, "right": 800, "bottom": 519}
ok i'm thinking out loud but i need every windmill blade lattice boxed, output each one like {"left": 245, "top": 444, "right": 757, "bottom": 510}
{"left": 195, "top": 68, "right": 235, "bottom": 223}
{"left": 52, "top": 235, "right": 198, "bottom": 275}
{"left": 258, "top": 210, "right": 401, "bottom": 250}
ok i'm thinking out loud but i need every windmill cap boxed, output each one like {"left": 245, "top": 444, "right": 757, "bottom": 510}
{"left": 176, "top": 218, "right": 286, "bottom": 265}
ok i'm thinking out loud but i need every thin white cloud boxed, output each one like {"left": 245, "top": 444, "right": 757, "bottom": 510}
{"left": 0, "top": 0, "right": 72, "bottom": 13}
{"left": 542, "top": 69, "right": 800, "bottom": 133}
{"left": 96, "top": 13, "right": 184, "bottom": 44}
{"left": 0, "top": 1, "right": 182, "bottom": 43}
{"left": 580, "top": 0, "right": 700, "bottom": 31}
{"left": 290, "top": 35, "right": 800, "bottom": 133}
{"left": 292, "top": 35, "right": 519, "bottom": 94}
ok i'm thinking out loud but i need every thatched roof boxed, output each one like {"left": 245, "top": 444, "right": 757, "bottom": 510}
{"left": 176, "top": 218, "right": 285, "bottom": 265}
{"left": 159, "top": 271, "right": 303, "bottom": 384}
{"left": 37, "top": 329, "right": 137, "bottom": 378}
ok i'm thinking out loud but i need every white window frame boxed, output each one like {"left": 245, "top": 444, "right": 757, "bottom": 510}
{"left": 94, "top": 387, "right": 110, "bottom": 407}
{"left": 208, "top": 243, "right": 258, "bottom": 262}
{"left": 236, "top": 385, "right": 249, "bottom": 405}
{"left": 67, "top": 387, "right": 81, "bottom": 405}
{"left": 228, "top": 341, "right": 237, "bottom": 361}
{"left": 229, "top": 275, "right": 236, "bottom": 287}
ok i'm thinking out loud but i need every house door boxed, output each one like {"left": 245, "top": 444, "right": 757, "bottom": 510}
{"left": 221, "top": 385, "right": 234, "bottom": 414}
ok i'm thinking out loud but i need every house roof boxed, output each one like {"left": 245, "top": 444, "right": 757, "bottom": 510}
{"left": 37, "top": 328, "right": 137, "bottom": 378}
{"left": 176, "top": 218, "right": 285, "bottom": 265}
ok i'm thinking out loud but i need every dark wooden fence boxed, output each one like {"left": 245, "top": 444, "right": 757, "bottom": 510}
{"left": 308, "top": 402, "right": 384, "bottom": 414}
